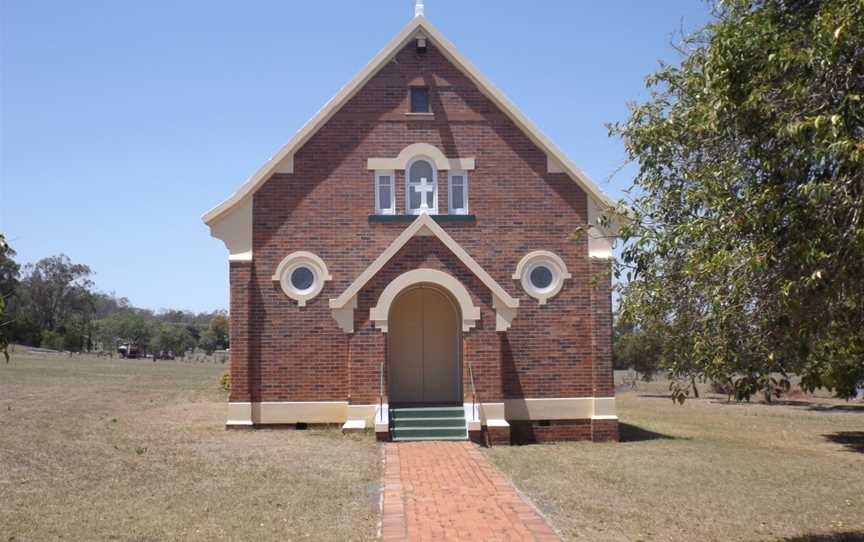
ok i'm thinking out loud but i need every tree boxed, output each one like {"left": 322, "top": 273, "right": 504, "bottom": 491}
{"left": 95, "top": 312, "right": 154, "bottom": 353}
{"left": 613, "top": 319, "right": 662, "bottom": 380}
{"left": 0, "top": 291, "right": 9, "bottom": 362}
{"left": 208, "top": 313, "right": 229, "bottom": 350}
{"left": 610, "top": 0, "right": 863, "bottom": 401}
{"left": 40, "top": 329, "right": 64, "bottom": 351}
{"left": 0, "top": 234, "right": 20, "bottom": 300}
{"left": 0, "top": 235, "right": 18, "bottom": 361}
{"left": 149, "top": 323, "right": 195, "bottom": 358}
{"left": 199, "top": 329, "right": 219, "bottom": 355}
{"left": 19, "top": 255, "right": 93, "bottom": 332}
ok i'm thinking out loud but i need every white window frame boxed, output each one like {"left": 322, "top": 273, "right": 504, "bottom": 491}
{"left": 512, "top": 251, "right": 572, "bottom": 305}
{"left": 374, "top": 170, "right": 396, "bottom": 215}
{"left": 448, "top": 170, "right": 469, "bottom": 215}
{"left": 271, "top": 251, "right": 332, "bottom": 307}
{"left": 405, "top": 157, "right": 438, "bottom": 215}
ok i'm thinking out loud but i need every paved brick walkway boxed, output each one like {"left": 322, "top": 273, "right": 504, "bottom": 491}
{"left": 381, "top": 441, "right": 560, "bottom": 541}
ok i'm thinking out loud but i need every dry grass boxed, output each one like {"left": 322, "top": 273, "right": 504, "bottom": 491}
{"left": 0, "top": 351, "right": 381, "bottom": 542}
{"left": 5, "top": 351, "right": 863, "bottom": 542}
{"left": 487, "top": 381, "right": 864, "bottom": 542}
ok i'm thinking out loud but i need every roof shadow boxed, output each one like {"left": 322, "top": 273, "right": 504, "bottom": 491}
{"left": 776, "top": 532, "right": 864, "bottom": 542}
{"left": 824, "top": 431, "right": 864, "bottom": 454}
{"left": 619, "top": 422, "right": 677, "bottom": 442}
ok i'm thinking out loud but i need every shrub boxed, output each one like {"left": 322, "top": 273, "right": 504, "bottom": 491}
{"left": 219, "top": 372, "right": 231, "bottom": 393}
{"left": 710, "top": 379, "right": 735, "bottom": 396}
{"left": 40, "top": 330, "right": 64, "bottom": 351}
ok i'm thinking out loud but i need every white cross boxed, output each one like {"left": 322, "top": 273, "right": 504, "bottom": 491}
{"left": 415, "top": 0, "right": 425, "bottom": 17}
{"left": 415, "top": 177, "right": 434, "bottom": 212}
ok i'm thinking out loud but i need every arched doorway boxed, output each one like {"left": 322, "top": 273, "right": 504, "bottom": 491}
{"left": 388, "top": 285, "right": 462, "bottom": 405}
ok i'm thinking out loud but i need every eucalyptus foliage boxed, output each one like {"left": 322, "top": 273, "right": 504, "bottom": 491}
{"left": 611, "top": 0, "right": 863, "bottom": 401}
{"left": 0, "top": 234, "right": 16, "bottom": 362}
{"left": 0, "top": 295, "right": 9, "bottom": 363}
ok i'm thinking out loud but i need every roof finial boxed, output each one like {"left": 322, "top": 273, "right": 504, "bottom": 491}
{"left": 414, "top": 0, "right": 425, "bottom": 17}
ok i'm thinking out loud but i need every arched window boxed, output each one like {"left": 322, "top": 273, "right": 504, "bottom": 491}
{"left": 406, "top": 158, "right": 437, "bottom": 214}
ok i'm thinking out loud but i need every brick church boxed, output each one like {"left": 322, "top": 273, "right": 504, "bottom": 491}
{"left": 203, "top": 8, "right": 622, "bottom": 444}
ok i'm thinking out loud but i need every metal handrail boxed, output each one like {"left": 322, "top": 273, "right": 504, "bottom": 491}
{"left": 379, "top": 360, "right": 385, "bottom": 423}
{"left": 467, "top": 362, "right": 479, "bottom": 421}
{"left": 467, "top": 362, "right": 490, "bottom": 446}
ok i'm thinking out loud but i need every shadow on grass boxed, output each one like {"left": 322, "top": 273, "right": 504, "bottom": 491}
{"left": 806, "top": 403, "right": 864, "bottom": 413}
{"left": 772, "top": 400, "right": 864, "bottom": 413}
{"left": 619, "top": 423, "right": 677, "bottom": 442}
{"left": 824, "top": 432, "right": 864, "bottom": 454}
{"left": 705, "top": 398, "right": 864, "bottom": 413}
{"left": 778, "top": 532, "right": 864, "bottom": 541}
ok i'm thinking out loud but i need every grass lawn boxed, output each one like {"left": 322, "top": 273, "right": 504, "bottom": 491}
{"left": 487, "top": 381, "right": 864, "bottom": 542}
{"left": 4, "top": 351, "right": 863, "bottom": 542}
{"left": 0, "top": 351, "right": 381, "bottom": 542}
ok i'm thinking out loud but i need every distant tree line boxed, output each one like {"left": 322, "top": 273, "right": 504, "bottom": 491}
{"left": 613, "top": 319, "right": 661, "bottom": 380}
{"left": 0, "top": 234, "right": 228, "bottom": 358}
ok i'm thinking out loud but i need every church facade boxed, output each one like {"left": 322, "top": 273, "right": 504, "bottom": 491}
{"left": 204, "top": 15, "right": 621, "bottom": 444}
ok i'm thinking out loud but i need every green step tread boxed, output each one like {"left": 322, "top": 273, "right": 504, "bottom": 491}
{"left": 389, "top": 406, "right": 467, "bottom": 441}
{"left": 392, "top": 417, "right": 466, "bottom": 428}
{"left": 392, "top": 436, "right": 468, "bottom": 441}
{"left": 392, "top": 428, "right": 467, "bottom": 438}
{"left": 391, "top": 409, "right": 465, "bottom": 419}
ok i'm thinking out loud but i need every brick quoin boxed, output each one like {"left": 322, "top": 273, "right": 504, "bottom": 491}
{"left": 226, "top": 38, "right": 618, "bottom": 443}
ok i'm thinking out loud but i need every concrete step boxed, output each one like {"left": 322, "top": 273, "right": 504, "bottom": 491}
{"left": 392, "top": 435, "right": 468, "bottom": 442}
{"left": 392, "top": 426, "right": 468, "bottom": 440}
{"left": 391, "top": 407, "right": 464, "bottom": 419}
{"left": 394, "top": 417, "right": 467, "bottom": 428}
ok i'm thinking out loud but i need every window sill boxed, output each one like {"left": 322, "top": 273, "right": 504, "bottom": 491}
{"left": 369, "top": 214, "right": 475, "bottom": 223}
{"left": 405, "top": 112, "right": 434, "bottom": 118}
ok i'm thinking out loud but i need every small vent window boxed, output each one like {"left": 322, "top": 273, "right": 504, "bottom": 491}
{"left": 410, "top": 87, "right": 429, "bottom": 113}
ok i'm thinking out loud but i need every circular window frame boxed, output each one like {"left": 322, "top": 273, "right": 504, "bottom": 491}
{"left": 271, "top": 251, "right": 332, "bottom": 307}
{"left": 512, "top": 251, "right": 572, "bottom": 305}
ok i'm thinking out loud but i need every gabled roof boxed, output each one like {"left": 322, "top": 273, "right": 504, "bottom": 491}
{"left": 202, "top": 15, "right": 617, "bottom": 226}
{"left": 329, "top": 213, "right": 518, "bottom": 311}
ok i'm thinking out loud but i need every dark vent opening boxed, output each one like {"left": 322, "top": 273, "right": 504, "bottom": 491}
{"left": 410, "top": 87, "right": 429, "bottom": 113}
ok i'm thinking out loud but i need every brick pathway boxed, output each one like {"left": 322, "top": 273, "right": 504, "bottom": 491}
{"left": 381, "top": 441, "right": 560, "bottom": 541}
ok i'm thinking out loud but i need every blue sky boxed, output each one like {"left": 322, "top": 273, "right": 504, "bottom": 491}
{"left": 1, "top": 1, "right": 712, "bottom": 313}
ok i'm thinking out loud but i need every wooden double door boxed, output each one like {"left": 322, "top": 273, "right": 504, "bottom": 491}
{"left": 388, "top": 285, "right": 461, "bottom": 404}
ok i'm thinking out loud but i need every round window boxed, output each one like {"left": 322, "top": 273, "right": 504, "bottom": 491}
{"left": 528, "top": 265, "right": 554, "bottom": 291}
{"left": 272, "top": 252, "right": 331, "bottom": 307}
{"left": 513, "top": 251, "right": 572, "bottom": 305}
{"left": 290, "top": 266, "right": 315, "bottom": 292}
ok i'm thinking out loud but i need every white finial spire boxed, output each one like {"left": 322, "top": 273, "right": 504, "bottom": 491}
{"left": 414, "top": 0, "right": 425, "bottom": 17}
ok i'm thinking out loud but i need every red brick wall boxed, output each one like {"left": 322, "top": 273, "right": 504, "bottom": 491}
{"left": 230, "top": 40, "right": 613, "bottom": 413}
{"left": 228, "top": 261, "right": 252, "bottom": 402}
{"left": 591, "top": 419, "right": 619, "bottom": 442}
{"left": 510, "top": 420, "right": 592, "bottom": 444}
{"left": 590, "top": 259, "right": 615, "bottom": 398}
